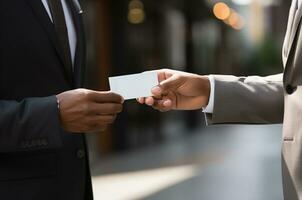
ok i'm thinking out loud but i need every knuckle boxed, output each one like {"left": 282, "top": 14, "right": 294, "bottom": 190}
{"left": 75, "top": 88, "right": 84, "bottom": 93}
{"left": 106, "top": 92, "right": 114, "bottom": 99}
{"left": 78, "top": 89, "right": 90, "bottom": 100}
{"left": 86, "top": 91, "right": 95, "bottom": 100}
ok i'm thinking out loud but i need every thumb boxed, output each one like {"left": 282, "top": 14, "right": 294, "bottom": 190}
{"left": 154, "top": 74, "right": 183, "bottom": 96}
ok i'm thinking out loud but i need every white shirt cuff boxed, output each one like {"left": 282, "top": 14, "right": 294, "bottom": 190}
{"left": 202, "top": 75, "right": 215, "bottom": 113}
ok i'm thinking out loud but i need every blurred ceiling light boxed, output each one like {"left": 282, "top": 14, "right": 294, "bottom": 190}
{"left": 129, "top": 0, "right": 144, "bottom": 10}
{"left": 227, "top": 11, "right": 245, "bottom": 30}
{"left": 213, "top": 2, "right": 231, "bottom": 20}
{"left": 232, "top": 0, "right": 279, "bottom": 6}
{"left": 231, "top": 0, "right": 252, "bottom": 5}
{"left": 128, "top": 0, "right": 145, "bottom": 24}
{"left": 128, "top": 8, "right": 145, "bottom": 24}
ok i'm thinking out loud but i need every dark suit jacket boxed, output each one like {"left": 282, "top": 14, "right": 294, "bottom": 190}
{"left": 0, "top": 0, "right": 93, "bottom": 199}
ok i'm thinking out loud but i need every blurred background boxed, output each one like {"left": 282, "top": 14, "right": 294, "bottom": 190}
{"left": 81, "top": 0, "right": 289, "bottom": 199}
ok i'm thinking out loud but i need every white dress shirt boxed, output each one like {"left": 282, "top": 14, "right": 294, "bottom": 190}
{"left": 41, "top": 0, "right": 77, "bottom": 65}
{"left": 203, "top": 0, "right": 302, "bottom": 114}
{"left": 202, "top": 75, "right": 215, "bottom": 113}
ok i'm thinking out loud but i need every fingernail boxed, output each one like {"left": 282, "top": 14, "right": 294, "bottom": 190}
{"left": 163, "top": 99, "right": 172, "bottom": 107}
{"left": 152, "top": 86, "right": 161, "bottom": 94}
{"left": 145, "top": 97, "right": 154, "bottom": 106}
{"left": 137, "top": 98, "right": 143, "bottom": 104}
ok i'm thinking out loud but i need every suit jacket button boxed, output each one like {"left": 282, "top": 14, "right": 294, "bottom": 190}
{"left": 77, "top": 149, "right": 85, "bottom": 159}
{"left": 286, "top": 85, "right": 297, "bottom": 95}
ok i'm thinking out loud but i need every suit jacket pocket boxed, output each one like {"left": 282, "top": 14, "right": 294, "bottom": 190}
{"left": 0, "top": 152, "right": 58, "bottom": 181}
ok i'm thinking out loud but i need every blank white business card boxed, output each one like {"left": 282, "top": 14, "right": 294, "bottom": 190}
{"left": 109, "top": 72, "right": 158, "bottom": 100}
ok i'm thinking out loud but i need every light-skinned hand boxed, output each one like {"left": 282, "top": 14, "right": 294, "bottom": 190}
{"left": 137, "top": 69, "right": 210, "bottom": 112}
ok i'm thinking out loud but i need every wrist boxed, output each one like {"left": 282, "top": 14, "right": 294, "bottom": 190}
{"left": 203, "top": 76, "right": 211, "bottom": 105}
{"left": 183, "top": 75, "right": 210, "bottom": 110}
{"left": 196, "top": 75, "right": 211, "bottom": 106}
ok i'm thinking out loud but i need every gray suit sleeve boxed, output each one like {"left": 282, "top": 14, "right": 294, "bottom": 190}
{"left": 0, "top": 96, "right": 63, "bottom": 152}
{"left": 205, "top": 74, "right": 284, "bottom": 124}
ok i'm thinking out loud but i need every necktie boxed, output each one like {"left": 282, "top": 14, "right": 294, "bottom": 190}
{"left": 47, "top": 0, "right": 73, "bottom": 77}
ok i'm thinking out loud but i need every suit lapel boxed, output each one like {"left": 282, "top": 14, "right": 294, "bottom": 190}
{"left": 283, "top": 0, "right": 297, "bottom": 65}
{"left": 285, "top": 0, "right": 302, "bottom": 66}
{"left": 26, "top": 0, "right": 73, "bottom": 84}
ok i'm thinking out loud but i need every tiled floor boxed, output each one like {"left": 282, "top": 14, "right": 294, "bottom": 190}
{"left": 90, "top": 125, "right": 283, "bottom": 200}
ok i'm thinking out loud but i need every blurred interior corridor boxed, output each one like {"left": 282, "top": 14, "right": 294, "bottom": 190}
{"left": 0, "top": 0, "right": 293, "bottom": 199}
{"left": 81, "top": 1, "right": 288, "bottom": 199}
{"left": 90, "top": 124, "right": 283, "bottom": 200}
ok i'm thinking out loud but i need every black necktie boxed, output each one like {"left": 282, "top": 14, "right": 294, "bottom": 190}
{"left": 47, "top": 0, "right": 73, "bottom": 77}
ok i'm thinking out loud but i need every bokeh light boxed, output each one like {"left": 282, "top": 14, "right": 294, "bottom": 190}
{"left": 228, "top": 11, "right": 245, "bottom": 30}
{"left": 213, "top": 2, "right": 245, "bottom": 30}
{"left": 128, "top": 0, "right": 146, "bottom": 24}
{"left": 213, "top": 2, "right": 231, "bottom": 20}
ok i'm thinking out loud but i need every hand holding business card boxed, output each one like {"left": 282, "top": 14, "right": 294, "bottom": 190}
{"left": 109, "top": 72, "right": 158, "bottom": 100}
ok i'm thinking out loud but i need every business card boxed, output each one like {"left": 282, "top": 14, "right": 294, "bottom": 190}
{"left": 109, "top": 71, "right": 158, "bottom": 100}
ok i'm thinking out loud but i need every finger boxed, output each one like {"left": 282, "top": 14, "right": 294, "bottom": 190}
{"left": 145, "top": 97, "right": 155, "bottom": 106}
{"left": 76, "top": 114, "right": 115, "bottom": 133}
{"left": 157, "top": 69, "right": 167, "bottom": 83}
{"left": 159, "top": 74, "right": 183, "bottom": 95}
{"left": 90, "top": 91, "right": 124, "bottom": 103}
{"left": 151, "top": 86, "right": 163, "bottom": 97}
{"left": 90, "top": 115, "right": 117, "bottom": 126}
{"left": 142, "top": 69, "right": 167, "bottom": 83}
{"left": 163, "top": 99, "right": 172, "bottom": 108}
{"left": 88, "top": 103, "right": 123, "bottom": 115}
{"left": 152, "top": 104, "right": 172, "bottom": 112}
{"left": 86, "top": 115, "right": 117, "bottom": 132}
{"left": 150, "top": 69, "right": 171, "bottom": 96}
{"left": 137, "top": 97, "right": 145, "bottom": 104}
{"left": 152, "top": 99, "right": 173, "bottom": 112}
